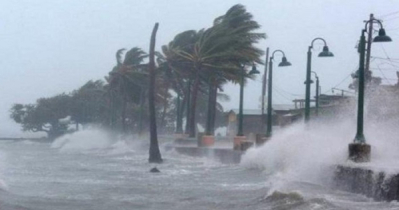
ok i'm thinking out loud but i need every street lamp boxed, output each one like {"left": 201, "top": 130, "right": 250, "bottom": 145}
{"left": 311, "top": 71, "right": 320, "bottom": 116}
{"left": 305, "top": 38, "right": 333, "bottom": 123}
{"left": 234, "top": 64, "right": 260, "bottom": 150}
{"left": 266, "top": 50, "right": 292, "bottom": 138}
{"left": 349, "top": 18, "right": 392, "bottom": 162}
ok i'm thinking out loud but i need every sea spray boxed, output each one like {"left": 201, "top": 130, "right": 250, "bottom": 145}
{"left": 0, "top": 151, "right": 8, "bottom": 191}
{"left": 241, "top": 108, "right": 399, "bottom": 196}
{"left": 52, "top": 129, "right": 112, "bottom": 152}
{"left": 241, "top": 118, "right": 359, "bottom": 195}
{"left": 108, "top": 140, "right": 135, "bottom": 155}
{"left": 242, "top": 120, "right": 351, "bottom": 171}
{"left": 51, "top": 128, "right": 152, "bottom": 155}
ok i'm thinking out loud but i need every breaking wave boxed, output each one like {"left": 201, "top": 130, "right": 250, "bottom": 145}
{"left": 52, "top": 129, "right": 112, "bottom": 152}
{"left": 241, "top": 120, "right": 350, "bottom": 186}
{"left": 51, "top": 129, "right": 136, "bottom": 155}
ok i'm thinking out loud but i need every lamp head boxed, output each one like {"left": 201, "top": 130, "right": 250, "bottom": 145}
{"left": 373, "top": 28, "right": 392, "bottom": 42}
{"left": 303, "top": 79, "right": 314, "bottom": 84}
{"left": 248, "top": 64, "right": 260, "bottom": 75}
{"left": 351, "top": 70, "right": 359, "bottom": 79}
{"left": 318, "top": 46, "right": 334, "bottom": 57}
{"left": 278, "top": 56, "right": 292, "bottom": 67}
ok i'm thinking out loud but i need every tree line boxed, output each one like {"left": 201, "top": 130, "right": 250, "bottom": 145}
{"left": 10, "top": 4, "right": 265, "bottom": 163}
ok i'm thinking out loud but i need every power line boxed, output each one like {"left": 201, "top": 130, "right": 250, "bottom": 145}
{"left": 376, "top": 64, "right": 393, "bottom": 85}
{"left": 370, "top": 67, "right": 399, "bottom": 71}
{"left": 383, "top": 15, "right": 399, "bottom": 22}
{"left": 371, "top": 56, "right": 399, "bottom": 61}
{"left": 272, "top": 86, "right": 293, "bottom": 102}
{"left": 381, "top": 61, "right": 399, "bottom": 69}
{"left": 274, "top": 85, "right": 304, "bottom": 97}
{"left": 274, "top": 86, "right": 293, "bottom": 100}
{"left": 380, "top": 45, "right": 391, "bottom": 60}
{"left": 378, "top": 10, "right": 399, "bottom": 18}
{"left": 329, "top": 73, "right": 352, "bottom": 92}
{"left": 378, "top": 45, "right": 399, "bottom": 69}
{"left": 380, "top": 78, "right": 398, "bottom": 81}
{"left": 323, "top": 59, "right": 379, "bottom": 94}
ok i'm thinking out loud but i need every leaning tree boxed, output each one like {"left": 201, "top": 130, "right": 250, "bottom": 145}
{"left": 170, "top": 4, "right": 265, "bottom": 137}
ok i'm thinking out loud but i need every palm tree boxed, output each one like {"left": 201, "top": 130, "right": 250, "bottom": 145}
{"left": 160, "top": 30, "right": 198, "bottom": 135}
{"left": 106, "top": 47, "right": 148, "bottom": 134}
{"left": 148, "top": 23, "right": 163, "bottom": 163}
{"left": 172, "top": 4, "right": 265, "bottom": 137}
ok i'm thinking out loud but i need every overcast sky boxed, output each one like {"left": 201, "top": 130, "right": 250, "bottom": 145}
{"left": 1, "top": 0, "right": 398, "bottom": 137}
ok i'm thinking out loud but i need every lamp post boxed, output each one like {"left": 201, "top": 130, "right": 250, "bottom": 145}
{"left": 234, "top": 64, "right": 260, "bottom": 150}
{"left": 305, "top": 38, "right": 333, "bottom": 123}
{"left": 349, "top": 17, "right": 392, "bottom": 162}
{"left": 311, "top": 71, "right": 320, "bottom": 116}
{"left": 266, "top": 50, "right": 292, "bottom": 138}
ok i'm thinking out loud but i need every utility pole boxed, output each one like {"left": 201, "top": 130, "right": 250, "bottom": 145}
{"left": 365, "top": 13, "right": 374, "bottom": 82}
{"left": 261, "top": 47, "right": 269, "bottom": 129}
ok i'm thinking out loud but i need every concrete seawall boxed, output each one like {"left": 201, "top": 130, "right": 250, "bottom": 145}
{"left": 334, "top": 165, "right": 399, "bottom": 201}
{"left": 172, "top": 141, "right": 399, "bottom": 202}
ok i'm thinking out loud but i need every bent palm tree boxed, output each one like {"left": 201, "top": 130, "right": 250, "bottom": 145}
{"left": 148, "top": 23, "right": 162, "bottom": 163}
{"left": 173, "top": 4, "right": 265, "bottom": 137}
{"left": 106, "top": 47, "right": 148, "bottom": 133}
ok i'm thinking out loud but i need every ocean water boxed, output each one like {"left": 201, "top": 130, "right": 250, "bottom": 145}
{"left": 0, "top": 128, "right": 398, "bottom": 210}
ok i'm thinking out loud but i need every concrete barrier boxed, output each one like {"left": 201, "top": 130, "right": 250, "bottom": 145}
{"left": 174, "top": 147, "right": 242, "bottom": 164}
{"left": 200, "top": 135, "right": 215, "bottom": 147}
{"left": 255, "top": 134, "right": 268, "bottom": 146}
{"left": 334, "top": 165, "right": 399, "bottom": 201}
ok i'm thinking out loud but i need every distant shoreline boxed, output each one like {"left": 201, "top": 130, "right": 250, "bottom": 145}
{"left": 0, "top": 137, "right": 51, "bottom": 142}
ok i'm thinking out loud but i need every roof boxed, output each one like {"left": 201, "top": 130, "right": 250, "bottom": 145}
{"left": 230, "top": 109, "right": 270, "bottom": 115}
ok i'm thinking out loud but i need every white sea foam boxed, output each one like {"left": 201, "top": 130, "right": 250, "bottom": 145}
{"left": 52, "top": 129, "right": 114, "bottom": 153}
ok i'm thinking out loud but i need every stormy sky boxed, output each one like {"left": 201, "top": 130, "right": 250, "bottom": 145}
{"left": 1, "top": 0, "right": 398, "bottom": 137}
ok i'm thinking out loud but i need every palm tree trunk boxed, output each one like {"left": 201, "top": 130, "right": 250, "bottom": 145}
{"left": 160, "top": 84, "right": 169, "bottom": 134}
{"left": 175, "top": 94, "right": 183, "bottom": 133}
{"left": 189, "top": 67, "right": 201, "bottom": 137}
{"left": 160, "top": 101, "right": 167, "bottom": 134}
{"left": 210, "top": 80, "right": 218, "bottom": 134}
{"left": 121, "top": 99, "right": 127, "bottom": 134}
{"left": 148, "top": 23, "right": 162, "bottom": 163}
{"left": 184, "top": 80, "right": 191, "bottom": 135}
{"left": 138, "top": 89, "right": 145, "bottom": 136}
{"left": 109, "top": 94, "right": 116, "bottom": 130}
{"left": 205, "top": 78, "right": 214, "bottom": 135}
